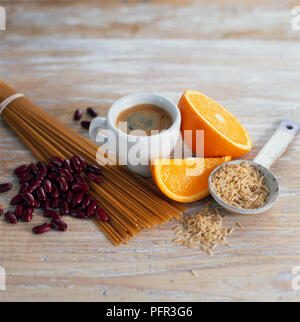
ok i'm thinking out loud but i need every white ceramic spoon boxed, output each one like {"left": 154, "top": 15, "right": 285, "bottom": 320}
{"left": 208, "top": 119, "right": 300, "bottom": 215}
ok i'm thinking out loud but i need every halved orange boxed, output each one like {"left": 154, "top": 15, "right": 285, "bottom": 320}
{"left": 178, "top": 90, "right": 252, "bottom": 158}
{"left": 151, "top": 156, "right": 231, "bottom": 203}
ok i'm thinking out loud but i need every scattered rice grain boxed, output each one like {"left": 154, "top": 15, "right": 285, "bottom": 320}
{"left": 228, "top": 228, "right": 235, "bottom": 234}
{"left": 191, "top": 270, "right": 199, "bottom": 278}
{"left": 236, "top": 222, "right": 244, "bottom": 229}
{"left": 154, "top": 241, "right": 165, "bottom": 245}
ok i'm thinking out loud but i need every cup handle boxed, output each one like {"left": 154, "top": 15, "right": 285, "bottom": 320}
{"left": 89, "top": 117, "right": 108, "bottom": 142}
{"left": 254, "top": 119, "right": 300, "bottom": 169}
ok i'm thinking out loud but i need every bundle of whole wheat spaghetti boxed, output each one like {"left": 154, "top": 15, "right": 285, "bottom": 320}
{"left": 0, "top": 81, "right": 185, "bottom": 245}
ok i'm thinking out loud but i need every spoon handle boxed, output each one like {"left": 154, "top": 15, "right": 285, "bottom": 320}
{"left": 254, "top": 119, "right": 300, "bottom": 169}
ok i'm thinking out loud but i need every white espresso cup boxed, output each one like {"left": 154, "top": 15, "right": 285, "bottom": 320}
{"left": 89, "top": 93, "right": 181, "bottom": 177}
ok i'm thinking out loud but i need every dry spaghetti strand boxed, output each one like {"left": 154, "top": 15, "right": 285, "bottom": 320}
{"left": 0, "top": 81, "right": 185, "bottom": 245}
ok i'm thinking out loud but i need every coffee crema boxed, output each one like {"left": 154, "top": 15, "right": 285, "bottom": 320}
{"left": 116, "top": 104, "right": 173, "bottom": 136}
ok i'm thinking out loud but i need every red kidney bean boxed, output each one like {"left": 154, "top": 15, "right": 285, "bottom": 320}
{"left": 36, "top": 186, "right": 47, "bottom": 201}
{"left": 87, "top": 107, "right": 98, "bottom": 117}
{"left": 86, "top": 172, "right": 103, "bottom": 184}
{"left": 59, "top": 168, "right": 73, "bottom": 183}
{"left": 34, "top": 199, "right": 41, "bottom": 209}
{"left": 44, "top": 209, "right": 62, "bottom": 220}
{"left": 72, "top": 191, "right": 85, "bottom": 206}
{"left": 27, "top": 180, "right": 42, "bottom": 193}
{"left": 22, "top": 192, "right": 36, "bottom": 207}
{"left": 50, "top": 184, "right": 60, "bottom": 198}
{"left": 51, "top": 197, "right": 60, "bottom": 209}
{"left": 37, "top": 167, "right": 47, "bottom": 181}
{"left": 82, "top": 194, "right": 92, "bottom": 210}
{"left": 32, "top": 223, "right": 51, "bottom": 235}
{"left": 50, "top": 156, "right": 64, "bottom": 168}
{"left": 15, "top": 204, "right": 24, "bottom": 218}
{"left": 60, "top": 200, "right": 70, "bottom": 215}
{"left": 47, "top": 162, "right": 58, "bottom": 172}
{"left": 29, "top": 163, "right": 38, "bottom": 175}
{"left": 63, "top": 159, "right": 73, "bottom": 173}
{"left": 0, "top": 183, "right": 13, "bottom": 192}
{"left": 81, "top": 121, "right": 91, "bottom": 129}
{"left": 14, "top": 164, "right": 29, "bottom": 174}
{"left": 51, "top": 218, "right": 68, "bottom": 232}
{"left": 42, "top": 198, "right": 51, "bottom": 210}
{"left": 66, "top": 190, "right": 73, "bottom": 204}
{"left": 57, "top": 176, "right": 69, "bottom": 193}
{"left": 47, "top": 172, "right": 58, "bottom": 182}
{"left": 16, "top": 172, "right": 27, "bottom": 179}
{"left": 77, "top": 155, "right": 85, "bottom": 168}
{"left": 11, "top": 194, "right": 23, "bottom": 205}
{"left": 71, "top": 156, "right": 82, "bottom": 173}
{"left": 22, "top": 207, "right": 34, "bottom": 222}
{"left": 86, "top": 200, "right": 98, "bottom": 217}
{"left": 0, "top": 207, "right": 3, "bottom": 216}
{"left": 37, "top": 161, "right": 47, "bottom": 170}
{"left": 71, "top": 182, "right": 89, "bottom": 192}
{"left": 20, "top": 173, "right": 34, "bottom": 183}
{"left": 95, "top": 207, "right": 109, "bottom": 222}
{"left": 19, "top": 182, "right": 28, "bottom": 194}
{"left": 16, "top": 170, "right": 30, "bottom": 178}
{"left": 5, "top": 211, "right": 18, "bottom": 224}
{"left": 43, "top": 179, "right": 52, "bottom": 194}
{"left": 70, "top": 208, "right": 87, "bottom": 219}
{"left": 74, "top": 109, "right": 82, "bottom": 121}
{"left": 74, "top": 173, "right": 87, "bottom": 184}
{"left": 86, "top": 164, "right": 102, "bottom": 175}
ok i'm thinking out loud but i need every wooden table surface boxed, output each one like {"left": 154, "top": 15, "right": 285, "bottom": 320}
{"left": 0, "top": 0, "right": 300, "bottom": 302}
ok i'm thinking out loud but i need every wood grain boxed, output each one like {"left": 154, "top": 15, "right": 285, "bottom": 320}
{"left": 0, "top": 0, "right": 300, "bottom": 302}
{"left": 1, "top": 0, "right": 299, "bottom": 39}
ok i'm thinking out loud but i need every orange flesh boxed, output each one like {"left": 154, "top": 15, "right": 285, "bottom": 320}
{"left": 152, "top": 157, "right": 231, "bottom": 202}
{"left": 188, "top": 93, "right": 249, "bottom": 146}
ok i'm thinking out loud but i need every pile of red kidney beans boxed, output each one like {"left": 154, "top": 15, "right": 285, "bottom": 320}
{"left": 0, "top": 155, "right": 109, "bottom": 234}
